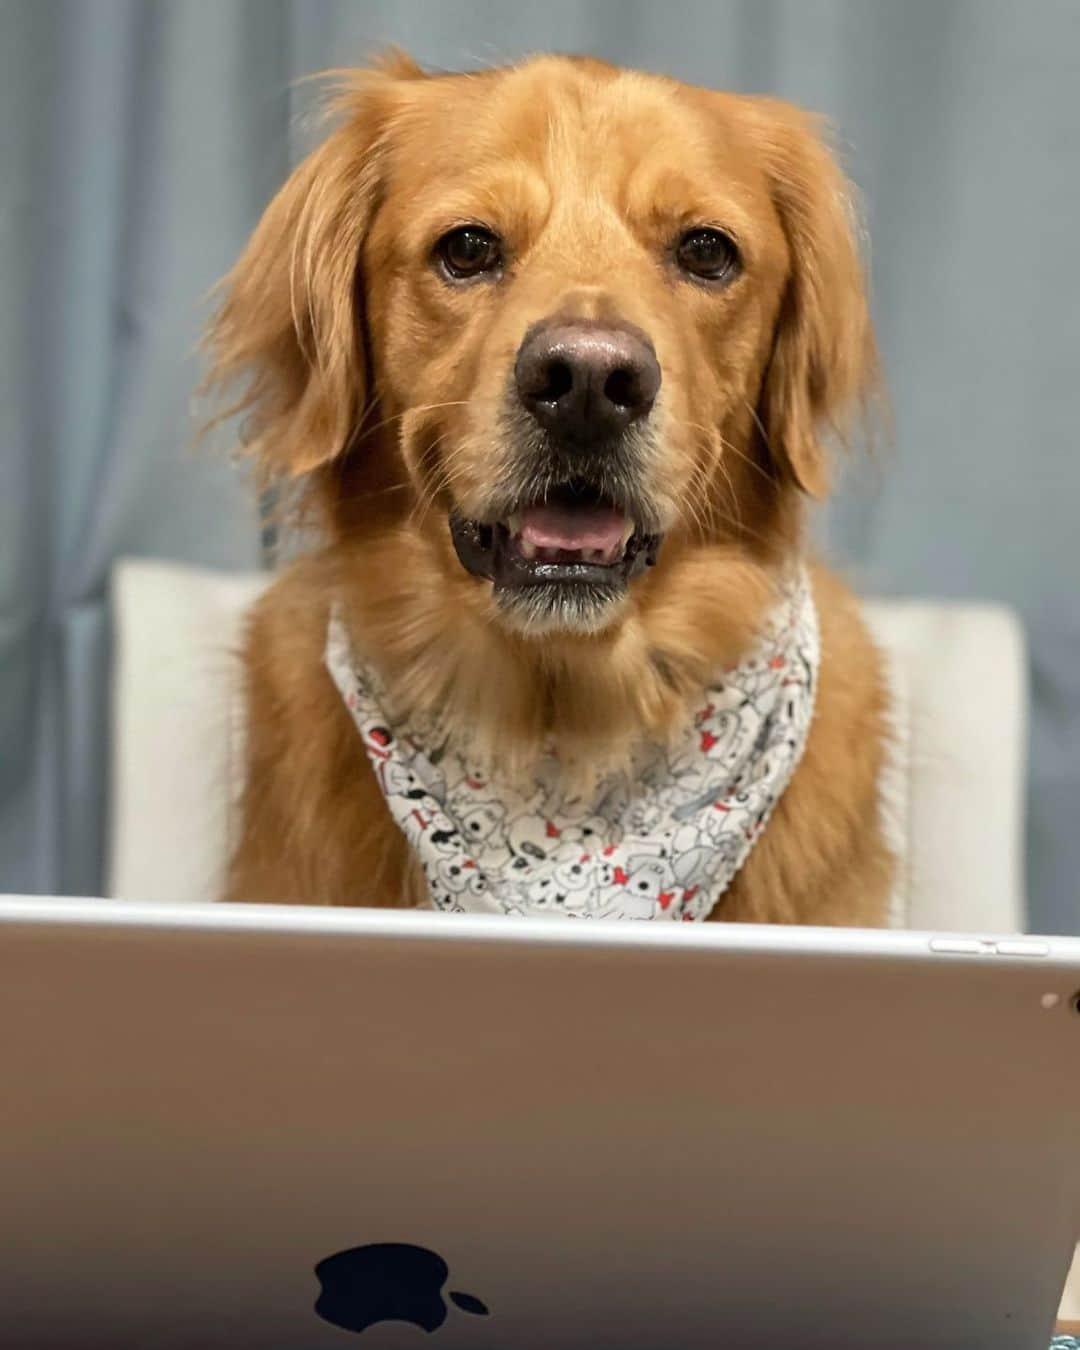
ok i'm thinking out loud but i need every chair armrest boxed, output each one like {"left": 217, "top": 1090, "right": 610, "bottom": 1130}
{"left": 865, "top": 600, "right": 1028, "bottom": 934}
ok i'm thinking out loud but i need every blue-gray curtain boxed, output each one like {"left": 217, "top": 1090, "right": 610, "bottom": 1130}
{"left": 2, "top": 0, "right": 1078, "bottom": 933}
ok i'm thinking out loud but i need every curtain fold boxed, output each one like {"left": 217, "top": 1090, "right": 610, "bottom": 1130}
{"left": 2, "top": 0, "right": 1077, "bottom": 932}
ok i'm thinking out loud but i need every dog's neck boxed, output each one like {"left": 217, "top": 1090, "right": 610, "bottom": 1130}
{"left": 325, "top": 566, "right": 819, "bottom": 919}
{"left": 336, "top": 520, "right": 802, "bottom": 780}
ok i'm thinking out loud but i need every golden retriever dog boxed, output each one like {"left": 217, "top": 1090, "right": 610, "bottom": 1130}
{"left": 207, "top": 51, "right": 892, "bottom": 925}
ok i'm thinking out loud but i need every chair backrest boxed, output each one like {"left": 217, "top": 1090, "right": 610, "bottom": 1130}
{"left": 107, "top": 558, "right": 1028, "bottom": 932}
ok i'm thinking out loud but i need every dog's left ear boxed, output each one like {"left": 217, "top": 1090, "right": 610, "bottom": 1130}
{"left": 745, "top": 99, "right": 877, "bottom": 499}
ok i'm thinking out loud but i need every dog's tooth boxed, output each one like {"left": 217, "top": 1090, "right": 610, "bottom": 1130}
{"left": 507, "top": 512, "right": 522, "bottom": 536}
{"left": 520, "top": 537, "right": 538, "bottom": 560}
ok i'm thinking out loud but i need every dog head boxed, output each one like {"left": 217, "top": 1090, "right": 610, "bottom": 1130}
{"left": 206, "top": 53, "right": 874, "bottom": 748}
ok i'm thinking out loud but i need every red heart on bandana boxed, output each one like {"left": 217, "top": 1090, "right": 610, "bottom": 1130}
{"left": 602, "top": 845, "right": 615, "bottom": 857}
{"left": 545, "top": 820, "right": 561, "bottom": 838}
{"left": 462, "top": 859, "right": 476, "bottom": 869}
{"left": 612, "top": 866, "right": 629, "bottom": 886}
{"left": 658, "top": 891, "right": 674, "bottom": 910}
{"left": 683, "top": 885, "right": 699, "bottom": 901}
{"left": 769, "top": 655, "right": 786, "bottom": 669}
{"left": 579, "top": 853, "right": 591, "bottom": 864}
{"left": 700, "top": 731, "right": 718, "bottom": 752}
{"left": 369, "top": 727, "right": 391, "bottom": 745}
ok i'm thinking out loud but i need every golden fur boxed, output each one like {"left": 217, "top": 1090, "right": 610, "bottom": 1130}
{"left": 207, "top": 52, "right": 893, "bottom": 924}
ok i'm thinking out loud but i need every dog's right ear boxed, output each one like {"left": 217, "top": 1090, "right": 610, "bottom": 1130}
{"left": 204, "top": 55, "right": 422, "bottom": 479}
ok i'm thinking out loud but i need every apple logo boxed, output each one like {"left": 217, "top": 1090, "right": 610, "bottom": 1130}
{"left": 314, "top": 1243, "right": 489, "bottom": 1334}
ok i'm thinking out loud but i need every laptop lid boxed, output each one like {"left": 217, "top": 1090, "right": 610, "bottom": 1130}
{"left": 2, "top": 897, "right": 1078, "bottom": 1349}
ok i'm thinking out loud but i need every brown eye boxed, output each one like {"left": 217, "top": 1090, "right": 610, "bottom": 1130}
{"left": 675, "top": 227, "right": 740, "bottom": 283}
{"left": 436, "top": 226, "right": 502, "bottom": 280}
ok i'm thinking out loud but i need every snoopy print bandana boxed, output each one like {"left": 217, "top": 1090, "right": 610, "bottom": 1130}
{"left": 325, "top": 568, "right": 819, "bottom": 920}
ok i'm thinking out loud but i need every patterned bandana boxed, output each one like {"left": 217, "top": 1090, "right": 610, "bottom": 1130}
{"left": 325, "top": 567, "right": 819, "bottom": 921}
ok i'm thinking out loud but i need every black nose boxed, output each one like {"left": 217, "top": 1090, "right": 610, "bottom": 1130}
{"left": 514, "top": 319, "right": 661, "bottom": 445}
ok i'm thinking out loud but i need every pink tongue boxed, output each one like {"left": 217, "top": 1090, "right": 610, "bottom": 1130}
{"left": 519, "top": 504, "right": 627, "bottom": 556}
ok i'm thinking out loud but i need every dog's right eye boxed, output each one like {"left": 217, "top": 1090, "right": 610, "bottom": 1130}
{"left": 435, "top": 226, "right": 502, "bottom": 281}
{"left": 675, "top": 227, "right": 741, "bottom": 284}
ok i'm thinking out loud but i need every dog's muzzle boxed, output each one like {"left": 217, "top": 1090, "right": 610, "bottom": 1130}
{"left": 448, "top": 318, "right": 665, "bottom": 630}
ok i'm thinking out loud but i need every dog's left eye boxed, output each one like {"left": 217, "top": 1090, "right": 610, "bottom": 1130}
{"left": 436, "top": 226, "right": 502, "bottom": 280}
{"left": 675, "top": 227, "right": 741, "bottom": 283}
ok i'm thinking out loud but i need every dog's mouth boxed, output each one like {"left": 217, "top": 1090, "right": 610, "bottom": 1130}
{"left": 449, "top": 483, "right": 662, "bottom": 600}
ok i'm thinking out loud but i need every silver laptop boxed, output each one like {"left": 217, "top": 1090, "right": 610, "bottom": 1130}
{"left": 2, "top": 896, "right": 1078, "bottom": 1349}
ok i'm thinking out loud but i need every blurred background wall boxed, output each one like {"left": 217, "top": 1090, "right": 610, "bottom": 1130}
{"left": 1, "top": 0, "right": 1077, "bottom": 932}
